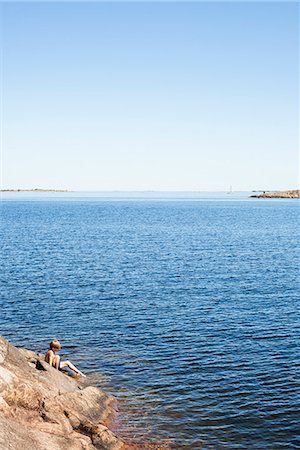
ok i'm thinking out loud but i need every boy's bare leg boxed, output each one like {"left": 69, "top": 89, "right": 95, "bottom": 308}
{"left": 60, "top": 360, "right": 86, "bottom": 377}
{"left": 53, "top": 355, "right": 60, "bottom": 369}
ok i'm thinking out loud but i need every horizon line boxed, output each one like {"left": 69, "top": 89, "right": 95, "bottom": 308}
{"left": 2, "top": 188, "right": 297, "bottom": 193}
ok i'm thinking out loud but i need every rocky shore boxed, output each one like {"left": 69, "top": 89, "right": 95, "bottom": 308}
{"left": 0, "top": 336, "right": 124, "bottom": 450}
{"left": 250, "top": 189, "right": 300, "bottom": 199}
{"left": 1, "top": 189, "right": 69, "bottom": 192}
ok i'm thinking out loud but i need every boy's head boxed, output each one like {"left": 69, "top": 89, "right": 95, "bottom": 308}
{"left": 49, "top": 339, "right": 61, "bottom": 350}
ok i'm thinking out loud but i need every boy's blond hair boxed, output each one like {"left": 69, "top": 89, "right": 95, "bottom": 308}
{"left": 49, "top": 339, "right": 61, "bottom": 350}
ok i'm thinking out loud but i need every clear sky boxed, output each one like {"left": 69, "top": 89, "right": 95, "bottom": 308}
{"left": 1, "top": 1, "right": 299, "bottom": 191}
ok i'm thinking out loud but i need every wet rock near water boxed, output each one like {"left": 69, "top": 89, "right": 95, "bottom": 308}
{"left": 0, "top": 336, "right": 124, "bottom": 450}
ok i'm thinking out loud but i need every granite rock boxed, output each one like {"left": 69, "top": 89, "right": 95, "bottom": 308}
{"left": 0, "top": 336, "right": 124, "bottom": 450}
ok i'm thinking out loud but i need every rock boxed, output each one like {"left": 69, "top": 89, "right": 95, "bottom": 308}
{"left": 250, "top": 189, "right": 300, "bottom": 198}
{"left": 0, "top": 336, "right": 124, "bottom": 450}
{"left": 36, "top": 359, "right": 48, "bottom": 371}
{"left": 0, "top": 366, "right": 16, "bottom": 388}
{"left": 0, "top": 338, "right": 8, "bottom": 364}
{"left": 91, "top": 424, "right": 124, "bottom": 450}
{"left": 59, "top": 386, "right": 114, "bottom": 424}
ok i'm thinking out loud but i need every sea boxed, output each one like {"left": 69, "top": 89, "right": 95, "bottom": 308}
{"left": 0, "top": 191, "right": 299, "bottom": 449}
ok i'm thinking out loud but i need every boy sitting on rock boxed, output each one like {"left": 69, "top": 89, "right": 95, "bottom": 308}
{"left": 45, "top": 339, "right": 86, "bottom": 378}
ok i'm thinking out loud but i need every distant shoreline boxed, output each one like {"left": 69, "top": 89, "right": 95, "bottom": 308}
{"left": 1, "top": 189, "right": 299, "bottom": 198}
{"left": 250, "top": 190, "right": 300, "bottom": 199}
{"left": 1, "top": 188, "right": 69, "bottom": 192}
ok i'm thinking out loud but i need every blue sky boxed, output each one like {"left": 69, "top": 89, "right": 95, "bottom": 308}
{"left": 1, "top": 2, "right": 299, "bottom": 191}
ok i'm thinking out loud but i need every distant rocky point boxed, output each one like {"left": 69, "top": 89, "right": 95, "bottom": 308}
{"left": 1, "top": 188, "right": 69, "bottom": 192}
{"left": 250, "top": 190, "right": 300, "bottom": 199}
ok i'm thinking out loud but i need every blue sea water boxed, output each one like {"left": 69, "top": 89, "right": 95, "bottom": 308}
{"left": 0, "top": 192, "right": 299, "bottom": 449}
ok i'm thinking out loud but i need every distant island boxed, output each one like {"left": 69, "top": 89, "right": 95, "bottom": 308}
{"left": 250, "top": 189, "right": 300, "bottom": 199}
{"left": 1, "top": 188, "right": 69, "bottom": 192}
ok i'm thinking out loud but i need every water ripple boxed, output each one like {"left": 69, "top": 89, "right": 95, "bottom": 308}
{"left": 0, "top": 199, "right": 299, "bottom": 449}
